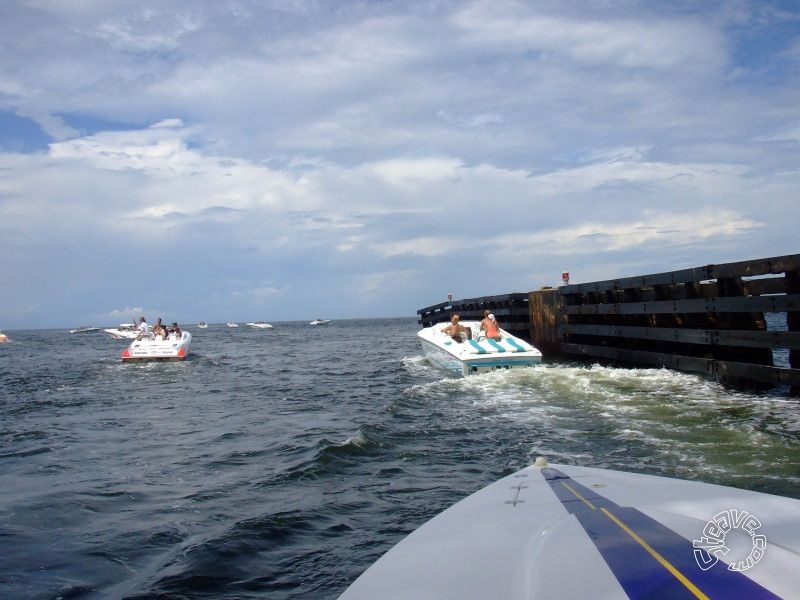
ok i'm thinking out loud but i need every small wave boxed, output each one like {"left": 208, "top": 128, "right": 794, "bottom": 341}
{"left": 317, "top": 427, "right": 378, "bottom": 460}
{"left": 0, "top": 445, "right": 52, "bottom": 459}
{"left": 401, "top": 354, "right": 437, "bottom": 376}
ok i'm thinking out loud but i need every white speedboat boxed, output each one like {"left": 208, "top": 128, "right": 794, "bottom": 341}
{"left": 310, "top": 318, "right": 330, "bottom": 325}
{"left": 69, "top": 325, "right": 100, "bottom": 334}
{"left": 197, "top": 321, "right": 208, "bottom": 328}
{"left": 247, "top": 321, "right": 273, "bottom": 329}
{"left": 0, "top": 331, "right": 8, "bottom": 343}
{"left": 121, "top": 331, "right": 192, "bottom": 362}
{"left": 103, "top": 323, "right": 139, "bottom": 340}
{"left": 340, "top": 458, "right": 800, "bottom": 599}
{"left": 226, "top": 322, "right": 239, "bottom": 328}
{"left": 417, "top": 320, "right": 542, "bottom": 376}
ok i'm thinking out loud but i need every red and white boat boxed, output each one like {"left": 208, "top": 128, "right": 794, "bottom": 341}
{"left": 121, "top": 331, "right": 192, "bottom": 362}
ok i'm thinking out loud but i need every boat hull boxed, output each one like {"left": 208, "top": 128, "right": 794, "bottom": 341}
{"left": 121, "top": 332, "right": 192, "bottom": 362}
{"left": 418, "top": 321, "right": 542, "bottom": 376}
{"left": 104, "top": 325, "right": 139, "bottom": 339}
{"left": 69, "top": 326, "right": 100, "bottom": 334}
{"left": 340, "top": 460, "right": 800, "bottom": 599}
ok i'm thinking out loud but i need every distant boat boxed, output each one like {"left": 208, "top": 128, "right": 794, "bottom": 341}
{"left": 197, "top": 321, "right": 208, "bottom": 328}
{"left": 0, "top": 331, "right": 8, "bottom": 343}
{"left": 103, "top": 323, "right": 139, "bottom": 340}
{"left": 226, "top": 322, "right": 239, "bottom": 328}
{"left": 69, "top": 325, "right": 100, "bottom": 334}
{"left": 247, "top": 321, "right": 273, "bottom": 329}
{"left": 309, "top": 318, "right": 330, "bottom": 325}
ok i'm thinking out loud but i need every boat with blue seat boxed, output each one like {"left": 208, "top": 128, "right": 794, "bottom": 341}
{"left": 417, "top": 319, "right": 542, "bottom": 376}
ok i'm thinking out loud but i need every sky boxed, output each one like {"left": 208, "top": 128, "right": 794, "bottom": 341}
{"left": 1, "top": 0, "right": 799, "bottom": 330}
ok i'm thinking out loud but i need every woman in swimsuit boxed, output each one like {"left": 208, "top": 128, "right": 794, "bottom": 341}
{"left": 482, "top": 314, "right": 501, "bottom": 341}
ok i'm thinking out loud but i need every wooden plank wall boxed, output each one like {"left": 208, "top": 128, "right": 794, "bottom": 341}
{"left": 551, "top": 253, "right": 800, "bottom": 390}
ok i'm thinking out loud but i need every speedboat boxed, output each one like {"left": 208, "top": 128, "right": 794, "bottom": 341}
{"left": 246, "top": 321, "right": 273, "bottom": 329}
{"left": 69, "top": 325, "right": 100, "bottom": 334}
{"left": 197, "top": 321, "right": 208, "bottom": 328}
{"left": 340, "top": 457, "right": 800, "bottom": 599}
{"left": 0, "top": 331, "right": 7, "bottom": 343}
{"left": 103, "top": 323, "right": 139, "bottom": 340}
{"left": 121, "top": 331, "right": 192, "bottom": 362}
{"left": 309, "top": 318, "right": 330, "bottom": 325}
{"left": 226, "top": 322, "right": 239, "bottom": 328}
{"left": 417, "top": 320, "right": 542, "bottom": 376}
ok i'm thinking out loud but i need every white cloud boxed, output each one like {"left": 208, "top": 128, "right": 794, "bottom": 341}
{"left": 490, "top": 210, "right": 762, "bottom": 263}
{"left": 1, "top": 0, "right": 799, "bottom": 327}
{"left": 363, "top": 158, "right": 463, "bottom": 189}
{"left": 370, "top": 236, "right": 467, "bottom": 258}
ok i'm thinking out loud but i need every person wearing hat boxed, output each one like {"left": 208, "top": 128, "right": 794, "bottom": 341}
{"left": 441, "top": 314, "right": 469, "bottom": 343}
{"left": 479, "top": 310, "right": 492, "bottom": 339}
{"left": 480, "top": 312, "right": 501, "bottom": 341}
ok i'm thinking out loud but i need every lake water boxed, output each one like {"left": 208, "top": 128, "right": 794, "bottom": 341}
{"left": 1, "top": 318, "right": 798, "bottom": 599}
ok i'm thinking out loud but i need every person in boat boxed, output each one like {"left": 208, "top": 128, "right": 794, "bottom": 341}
{"left": 441, "top": 314, "right": 469, "bottom": 343}
{"left": 152, "top": 318, "right": 167, "bottom": 339}
{"left": 482, "top": 313, "right": 502, "bottom": 341}
{"left": 136, "top": 316, "right": 149, "bottom": 340}
{"left": 479, "top": 310, "right": 491, "bottom": 337}
{"left": 171, "top": 322, "right": 182, "bottom": 337}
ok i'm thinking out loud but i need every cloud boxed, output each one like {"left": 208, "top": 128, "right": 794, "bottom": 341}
{"left": 370, "top": 236, "right": 467, "bottom": 258}
{"left": 0, "top": 1, "right": 799, "bottom": 327}
{"left": 491, "top": 210, "right": 762, "bottom": 262}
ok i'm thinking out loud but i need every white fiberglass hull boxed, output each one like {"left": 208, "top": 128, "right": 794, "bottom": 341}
{"left": 121, "top": 331, "right": 192, "bottom": 362}
{"left": 247, "top": 322, "right": 273, "bottom": 329}
{"left": 340, "top": 459, "right": 800, "bottom": 600}
{"left": 417, "top": 320, "right": 542, "bottom": 376}
{"left": 69, "top": 326, "right": 100, "bottom": 334}
{"left": 104, "top": 326, "right": 139, "bottom": 340}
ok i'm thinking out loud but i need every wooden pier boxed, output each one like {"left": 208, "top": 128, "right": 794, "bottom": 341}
{"left": 417, "top": 253, "right": 800, "bottom": 391}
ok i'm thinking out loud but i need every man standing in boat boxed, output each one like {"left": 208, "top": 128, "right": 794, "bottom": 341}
{"left": 136, "top": 316, "right": 149, "bottom": 340}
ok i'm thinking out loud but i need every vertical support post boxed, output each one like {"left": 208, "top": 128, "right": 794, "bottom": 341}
{"left": 787, "top": 270, "right": 800, "bottom": 371}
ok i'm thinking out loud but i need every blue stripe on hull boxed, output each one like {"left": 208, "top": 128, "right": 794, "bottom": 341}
{"left": 468, "top": 339, "right": 487, "bottom": 353}
{"left": 487, "top": 339, "right": 506, "bottom": 352}
{"left": 505, "top": 337, "right": 526, "bottom": 352}
{"left": 541, "top": 468, "right": 780, "bottom": 600}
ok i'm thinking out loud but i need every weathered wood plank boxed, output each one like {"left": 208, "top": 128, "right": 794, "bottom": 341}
{"left": 564, "top": 324, "right": 800, "bottom": 349}
{"left": 561, "top": 253, "right": 800, "bottom": 294}
{"left": 563, "top": 294, "right": 800, "bottom": 316}
{"left": 529, "top": 289, "right": 563, "bottom": 356}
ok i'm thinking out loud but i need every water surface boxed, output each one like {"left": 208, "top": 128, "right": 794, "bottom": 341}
{"left": 1, "top": 319, "right": 798, "bottom": 598}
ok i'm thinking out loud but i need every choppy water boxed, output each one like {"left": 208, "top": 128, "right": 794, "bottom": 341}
{"left": 1, "top": 318, "right": 799, "bottom": 599}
